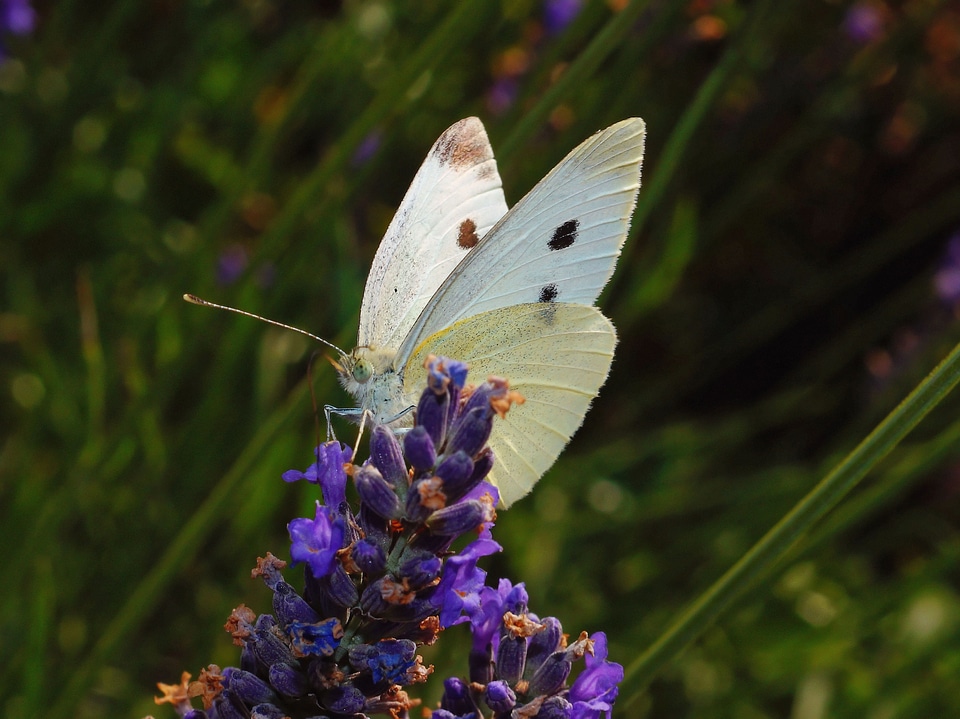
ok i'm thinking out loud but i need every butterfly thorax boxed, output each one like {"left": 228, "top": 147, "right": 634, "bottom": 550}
{"left": 337, "top": 346, "right": 414, "bottom": 426}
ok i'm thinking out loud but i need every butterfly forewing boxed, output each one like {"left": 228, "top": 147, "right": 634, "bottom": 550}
{"left": 396, "top": 118, "right": 644, "bottom": 366}
{"left": 403, "top": 303, "right": 617, "bottom": 507}
{"left": 358, "top": 118, "right": 509, "bottom": 351}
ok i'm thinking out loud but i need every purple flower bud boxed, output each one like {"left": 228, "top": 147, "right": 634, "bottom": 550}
{"left": 324, "top": 563, "right": 359, "bottom": 609}
{"left": 416, "top": 389, "right": 450, "bottom": 448}
{"left": 537, "top": 695, "right": 573, "bottom": 719}
{"left": 467, "top": 447, "right": 494, "bottom": 485}
{"left": 446, "top": 406, "right": 493, "bottom": 458}
{"left": 526, "top": 616, "right": 563, "bottom": 676}
{"left": 441, "top": 676, "right": 481, "bottom": 717}
{"left": 360, "top": 577, "right": 392, "bottom": 617}
{"left": 426, "top": 356, "right": 469, "bottom": 394}
{"left": 404, "top": 426, "right": 437, "bottom": 471}
{"left": 496, "top": 634, "right": 526, "bottom": 685}
{"left": 503, "top": 583, "right": 529, "bottom": 615}
{"left": 255, "top": 614, "right": 277, "bottom": 630}
{"left": 425, "top": 499, "right": 485, "bottom": 536}
{"left": 434, "top": 450, "right": 476, "bottom": 499}
{"left": 405, "top": 473, "right": 447, "bottom": 523}
{"left": 222, "top": 667, "right": 278, "bottom": 706}
{"left": 273, "top": 581, "right": 321, "bottom": 629}
{"left": 485, "top": 680, "right": 517, "bottom": 713}
{"left": 212, "top": 689, "right": 247, "bottom": 719}
{"left": 239, "top": 642, "right": 258, "bottom": 674}
{"left": 251, "top": 626, "right": 298, "bottom": 668}
{"left": 369, "top": 424, "right": 408, "bottom": 489}
{"left": 528, "top": 651, "right": 573, "bottom": 697}
{"left": 250, "top": 703, "right": 287, "bottom": 719}
{"left": 460, "top": 379, "right": 494, "bottom": 415}
{"left": 355, "top": 464, "right": 403, "bottom": 519}
{"left": 268, "top": 661, "right": 310, "bottom": 698}
{"left": 398, "top": 551, "right": 441, "bottom": 589}
{"left": 469, "top": 646, "right": 495, "bottom": 685}
{"left": 352, "top": 538, "right": 386, "bottom": 574}
{"left": 303, "top": 562, "right": 358, "bottom": 618}
{"left": 323, "top": 684, "right": 367, "bottom": 714}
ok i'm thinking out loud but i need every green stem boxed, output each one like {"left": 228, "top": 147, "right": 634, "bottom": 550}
{"left": 621, "top": 336, "right": 960, "bottom": 707}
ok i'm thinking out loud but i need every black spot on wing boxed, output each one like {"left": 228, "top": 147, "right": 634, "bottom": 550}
{"left": 539, "top": 283, "right": 559, "bottom": 303}
{"left": 548, "top": 219, "right": 579, "bottom": 251}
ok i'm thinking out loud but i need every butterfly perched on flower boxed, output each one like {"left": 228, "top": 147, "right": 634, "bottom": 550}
{"left": 332, "top": 117, "right": 645, "bottom": 507}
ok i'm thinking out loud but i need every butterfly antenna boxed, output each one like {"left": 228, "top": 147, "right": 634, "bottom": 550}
{"left": 183, "top": 293, "right": 347, "bottom": 356}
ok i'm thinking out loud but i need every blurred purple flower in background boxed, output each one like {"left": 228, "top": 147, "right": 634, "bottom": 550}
{"left": 0, "top": 0, "right": 34, "bottom": 58}
{"left": 216, "top": 244, "right": 248, "bottom": 286}
{"left": 544, "top": 0, "right": 583, "bottom": 35}
{"left": 1, "top": 0, "right": 33, "bottom": 34}
{"left": 933, "top": 231, "right": 960, "bottom": 307}
{"left": 351, "top": 129, "right": 382, "bottom": 166}
{"left": 844, "top": 1, "right": 885, "bottom": 44}
{"left": 487, "top": 76, "right": 519, "bottom": 115}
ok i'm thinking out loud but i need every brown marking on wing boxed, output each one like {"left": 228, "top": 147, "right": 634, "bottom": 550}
{"left": 457, "top": 218, "right": 480, "bottom": 248}
{"left": 435, "top": 118, "right": 494, "bottom": 169}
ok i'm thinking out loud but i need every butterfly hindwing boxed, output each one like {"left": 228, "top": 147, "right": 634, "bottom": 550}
{"left": 404, "top": 303, "right": 617, "bottom": 507}
{"left": 396, "top": 118, "right": 644, "bottom": 365}
{"left": 358, "top": 118, "right": 509, "bottom": 351}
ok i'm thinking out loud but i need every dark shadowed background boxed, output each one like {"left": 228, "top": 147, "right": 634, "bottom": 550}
{"left": 3, "top": 0, "right": 960, "bottom": 716}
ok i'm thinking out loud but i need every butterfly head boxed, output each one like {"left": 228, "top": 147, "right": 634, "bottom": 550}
{"left": 335, "top": 346, "right": 410, "bottom": 425}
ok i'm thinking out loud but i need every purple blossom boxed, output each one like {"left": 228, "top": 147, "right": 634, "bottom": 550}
{"left": 468, "top": 578, "right": 526, "bottom": 657}
{"left": 282, "top": 441, "right": 351, "bottom": 507}
{"left": 570, "top": 633, "right": 624, "bottom": 719}
{"left": 432, "top": 533, "right": 502, "bottom": 628}
{"left": 287, "top": 502, "right": 345, "bottom": 578}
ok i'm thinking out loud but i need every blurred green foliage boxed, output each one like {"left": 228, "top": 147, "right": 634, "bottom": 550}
{"left": 3, "top": 0, "right": 960, "bottom": 717}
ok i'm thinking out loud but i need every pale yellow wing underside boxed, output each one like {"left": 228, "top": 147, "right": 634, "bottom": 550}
{"left": 403, "top": 303, "right": 616, "bottom": 507}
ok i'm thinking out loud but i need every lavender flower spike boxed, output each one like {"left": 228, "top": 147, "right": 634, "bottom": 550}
{"left": 156, "top": 357, "right": 538, "bottom": 719}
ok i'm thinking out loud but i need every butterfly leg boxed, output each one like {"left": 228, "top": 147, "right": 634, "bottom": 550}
{"left": 381, "top": 404, "right": 416, "bottom": 431}
{"left": 323, "top": 404, "right": 365, "bottom": 441}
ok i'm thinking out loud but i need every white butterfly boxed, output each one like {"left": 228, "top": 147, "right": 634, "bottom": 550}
{"left": 332, "top": 117, "right": 646, "bottom": 507}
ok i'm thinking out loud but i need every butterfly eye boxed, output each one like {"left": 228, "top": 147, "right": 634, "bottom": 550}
{"left": 352, "top": 358, "right": 374, "bottom": 384}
